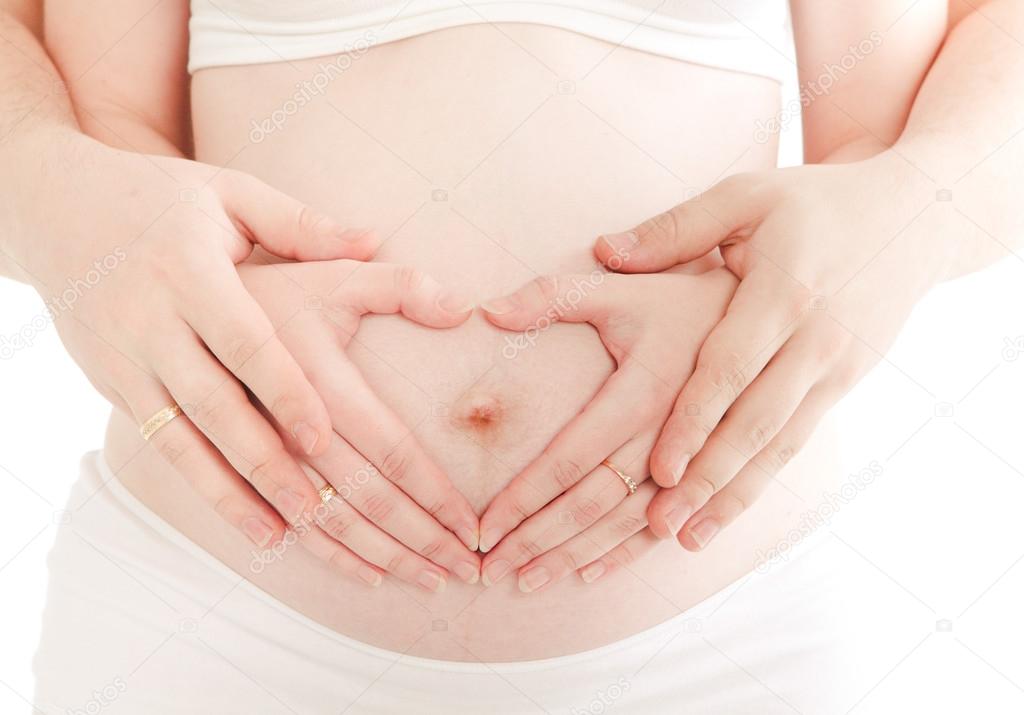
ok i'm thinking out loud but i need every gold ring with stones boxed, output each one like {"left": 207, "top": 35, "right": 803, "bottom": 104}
{"left": 601, "top": 459, "right": 638, "bottom": 496}
{"left": 318, "top": 484, "right": 338, "bottom": 506}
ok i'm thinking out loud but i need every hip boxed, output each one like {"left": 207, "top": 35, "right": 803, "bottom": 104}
{"left": 35, "top": 449, "right": 872, "bottom": 715}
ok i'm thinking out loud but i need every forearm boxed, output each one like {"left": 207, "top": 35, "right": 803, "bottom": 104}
{"left": 0, "top": 9, "right": 84, "bottom": 283}
{"left": 0, "top": 2, "right": 187, "bottom": 287}
{"left": 889, "top": 0, "right": 1024, "bottom": 280}
{"left": 44, "top": 0, "right": 190, "bottom": 156}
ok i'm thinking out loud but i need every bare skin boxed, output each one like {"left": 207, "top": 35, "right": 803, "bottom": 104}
{"left": 9, "top": 0, "right": 1018, "bottom": 663}
{"left": 92, "top": 25, "right": 837, "bottom": 660}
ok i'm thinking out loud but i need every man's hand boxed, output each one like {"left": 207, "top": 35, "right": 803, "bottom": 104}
{"left": 594, "top": 154, "right": 943, "bottom": 549}
{"left": 4, "top": 135, "right": 480, "bottom": 574}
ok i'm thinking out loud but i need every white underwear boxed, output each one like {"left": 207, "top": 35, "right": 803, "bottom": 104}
{"left": 32, "top": 452, "right": 898, "bottom": 714}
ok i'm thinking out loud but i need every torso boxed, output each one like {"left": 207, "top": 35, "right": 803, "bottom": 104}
{"left": 104, "top": 24, "right": 841, "bottom": 661}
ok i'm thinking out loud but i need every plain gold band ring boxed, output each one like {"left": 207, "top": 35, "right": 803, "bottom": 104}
{"left": 601, "top": 459, "right": 639, "bottom": 496}
{"left": 140, "top": 404, "right": 182, "bottom": 441}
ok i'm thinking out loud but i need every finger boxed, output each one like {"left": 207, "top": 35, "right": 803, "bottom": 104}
{"left": 649, "top": 270, "right": 804, "bottom": 487}
{"left": 293, "top": 341, "right": 480, "bottom": 550}
{"left": 310, "top": 434, "right": 480, "bottom": 584}
{"left": 515, "top": 480, "right": 656, "bottom": 592}
{"left": 76, "top": 288, "right": 369, "bottom": 585}
{"left": 673, "top": 381, "right": 838, "bottom": 552}
{"left": 331, "top": 262, "right": 474, "bottom": 326}
{"left": 302, "top": 465, "right": 451, "bottom": 593}
{"left": 129, "top": 386, "right": 286, "bottom": 549}
{"left": 478, "top": 365, "right": 662, "bottom": 553}
{"left": 648, "top": 333, "right": 824, "bottom": 538}
{"left": 236, "top": 271, "right": 480, "bottom": 552}
{"left": 480, "top": 274, "right": 616, "bottom": 331}
{"left": 481, "top": 436, "right": 650, "bottom": 587}
{"left": 300, "top": 526, "right": 384, "bottom": 588}
{"left": 179, "top": 265, "right": 332, "bottom": 456}
{"left": 155, "top": 333, "right": 323, "bottom": 527}
{"left": 216, "top": 170, "right": 378, "bottom": 261}
{"left": 594, "top": 173, "right": 768, "bottom": 272}
{"left": 576, "top": 529, "right": 663, "bottom": 584}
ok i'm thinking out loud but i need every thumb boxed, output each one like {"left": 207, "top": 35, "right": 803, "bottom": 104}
{"left": 480, "top": 273, "right": 615, "bottom": 332}
{"left": 594, "top": 173, "right": 764, "bottom": 273}
{"left": 330, "top": 262, "right": 475, "bottom": 329}
{"left": 217, "top": 170, "right": 379, "bottom": 261}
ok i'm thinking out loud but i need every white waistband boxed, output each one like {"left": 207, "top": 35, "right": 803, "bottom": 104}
{"left": 188, "top": 0, "right": 793, "bottom": 82}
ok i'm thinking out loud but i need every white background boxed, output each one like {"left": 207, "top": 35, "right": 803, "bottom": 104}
{"left": 3, "top": 99, "right": 1024, "bottom": 715}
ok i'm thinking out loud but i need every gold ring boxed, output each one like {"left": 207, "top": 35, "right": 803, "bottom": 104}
{"left": 140, "top": 404, "right": 182, "bottom": 441}
{"left": 602, "top": 459, "right": 638, "bottom": 496}
{"left": 318, "top": 484, "right": 338, "bottom": 506}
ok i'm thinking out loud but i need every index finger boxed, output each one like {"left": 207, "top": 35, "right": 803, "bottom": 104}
{"left": 131, "top": 389, "right": 286, "bottom": 549}
{"left": 331, "top": 262, "right": 475, "bottom": 327}
{"left": 478, "top": 364, "right": 662, "bottom": 552}
{"left": 310, "top": 434, "right": 481, "bottom": 584}
{"left": 476, "top": 274, "right": 656, "bottom": 552}
{"left": 178, "top": 257, "right": 334, "bottom": 457}
{"left": 649, "top": 270, "right": 804, "bottom": 487}
{"left": 287, "top": 317, "right": 481, "bottom": 550}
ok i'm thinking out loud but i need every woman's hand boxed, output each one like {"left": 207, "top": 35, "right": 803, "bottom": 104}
{"left": 510, "top": 479, "right": 663, "bottom": 592}
{"left": 8, "top": 137, "right": 479, "bottom": 567}
{"left": 238, "top": 259, "right": 482, "bottom": 591}
{"left": 594, "top": 155, "right": 945, "bottom": 549}
{"left": 474, "top": 267, "right": 738, "bottom": 588}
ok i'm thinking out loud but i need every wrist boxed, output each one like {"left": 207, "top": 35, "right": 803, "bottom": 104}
{"left": 861, "top": 149, "right": 958, "bottom": 290}
{"left": 0, "top": 126, "right": 106, "bottom": 279}
{"left": 816, "top": 135, "right": 891, "bottom": 165}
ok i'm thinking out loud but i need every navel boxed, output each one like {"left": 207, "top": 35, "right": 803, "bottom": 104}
{"left": 450, "top": 393, "right": 505, "bottom": 434}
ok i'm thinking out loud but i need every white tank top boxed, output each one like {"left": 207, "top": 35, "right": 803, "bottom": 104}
{"left": 188, "top": 0, "right": 792, "bottom": 82}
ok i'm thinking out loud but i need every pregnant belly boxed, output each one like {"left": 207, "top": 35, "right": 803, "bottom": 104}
{"left": 104, "top": 25, "right": 841, "bottom": 660}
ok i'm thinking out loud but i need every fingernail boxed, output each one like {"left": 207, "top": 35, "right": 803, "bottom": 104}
{"left": 480, "top": 297, "right": 516, "bottom": 315}
{"left": 292, "top": 422, "right": 319, "bottom": 455}
{"left": 438, "top": 290, "right": 475, "bottom": 314}
{"left": 665, "top": 506, "right": 692, "bottom": 536}
{"left": 672, "top": 453, "right": 692, "bottom": 485}
{"left": 518, "top": 567, "right": 550, "bottom": 593}
{"left": 689, "top": 518, "right": 721, "bottom": 549}
{"left": 358, "top": 565, "right": 382, "bottom": 587}
{"left": 417, "top": 569, "right": 447, "bottom": 593}
{"left": 482, "top": 559, "right": 510, "bottom": 587}
{"left": 277, "top": 488, "right": 306, "bottom": 521}
{"left": 478, "top": 528, "right": 503, "bottom": 553}
{"left": 456, "top": 526, "right": 479, "bottom": 552}
{"left": 601, "top": 231, "right": 639, "bottom": 254}
{"left": 454, "top": 561, "right": 480, "bottom": 584}
{"left": 337, "top": 226, "right": 372, "bottom": 241}
{"left": 580, "top": 561, "right": 607, "bottom": 583}
{"left": 241, "top": 517, "right": 275, "bottom": 548}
